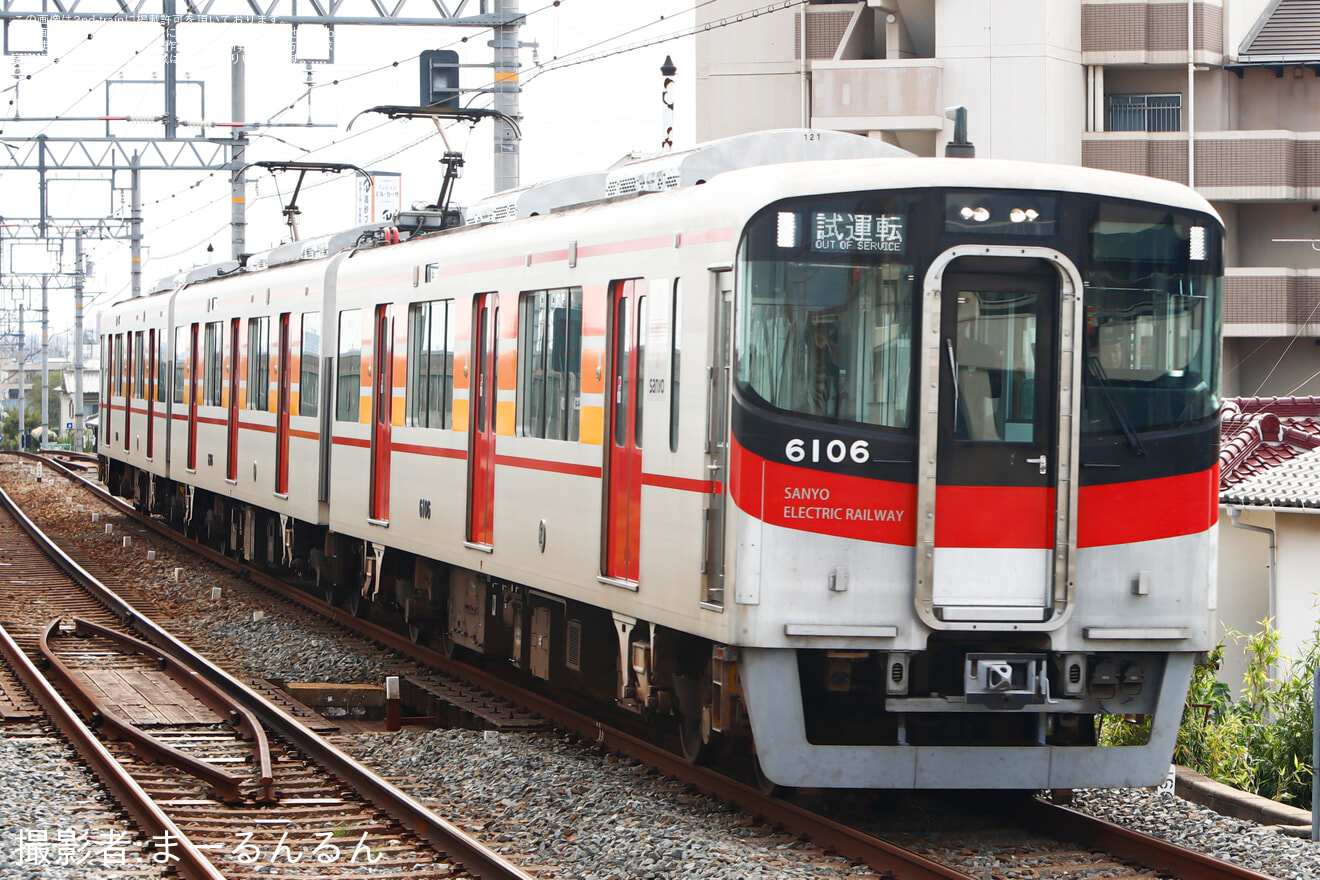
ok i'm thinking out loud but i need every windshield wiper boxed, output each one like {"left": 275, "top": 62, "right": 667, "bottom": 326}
{"left": 1086, "top": 356, "right": 1146, "bottom": 456}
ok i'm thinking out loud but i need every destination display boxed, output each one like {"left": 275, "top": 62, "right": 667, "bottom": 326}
{"left": 811, "top": 211, "right": 906, "bottom": 254}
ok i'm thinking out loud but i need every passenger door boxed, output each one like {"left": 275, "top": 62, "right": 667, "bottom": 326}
{"left": 369, "top": 305, "right": 393, "bottom": 522}
{"left": 466, "top": 292, "right": 499, "bottom": 547}
{"left": 146, "top": 329, "right": 156, "bottom": 458}
{"left": 226, "top": 318, "right": 240, "bottom": 482}
{"left": 603, "top": 279, "right": 646, "bottom": 584}
{"left": 123, "top": 333, "right": 133, "bottom": 452}
{"left": 275, "top": 313, "right": 291, "bottom": 496}
{"left": 188, "top": 323, "right": 199, "bottom": 470}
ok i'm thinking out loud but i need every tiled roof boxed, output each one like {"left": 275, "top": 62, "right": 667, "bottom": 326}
{"left": 1239, "top": 0, "right": 1320, "bottom": 62}
{"left": 1220, "top": 397, "right": 1320, "bottom": 507}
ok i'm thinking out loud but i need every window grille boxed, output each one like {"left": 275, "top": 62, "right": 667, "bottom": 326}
{"left": 1107, "top": 94, "right": 1181, "bottom": 132}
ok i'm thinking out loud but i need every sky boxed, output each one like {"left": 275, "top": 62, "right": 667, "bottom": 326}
{"left": 0, "top": 1, "right": 699, "bottom": 351}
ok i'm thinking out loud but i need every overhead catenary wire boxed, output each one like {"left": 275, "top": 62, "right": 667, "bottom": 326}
{"left": 29, "top": 0, "right": 719, "bottom": 313}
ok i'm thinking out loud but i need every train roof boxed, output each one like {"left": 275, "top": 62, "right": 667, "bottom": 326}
{"left": 136, "top": 131, "right": 1220, "bottom": 304}
{"left": 464, "top": 130, "right": 910, "bottom": 224}
{"left": 664, "top": 153, "right": 1224, "bottom": 228}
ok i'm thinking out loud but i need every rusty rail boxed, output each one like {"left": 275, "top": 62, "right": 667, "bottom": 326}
{"left": 1021, "top": 797, "right": 1280, "bottom": 880}
{"left": 73, "top": 617, "right": 276, "bottom": 802}
{"left": 0, "top": 621, "right": 226, "bottom": 880}
{"left": 37, "top": 618, "right": 249, "bottom": 803}
{"left": 0, "top": 459, "right": 536, "bottom": 880}
{"left": 32, "top": 458, "right": 973, "bottom": 879}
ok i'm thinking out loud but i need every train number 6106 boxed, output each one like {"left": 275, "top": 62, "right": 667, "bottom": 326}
{"left": 785, "top": 437, "right": 870, "bottom": 464}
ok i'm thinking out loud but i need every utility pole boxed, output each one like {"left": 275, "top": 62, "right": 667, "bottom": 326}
{"left": 74, "top": 230, "right": 86, "bottom": 454}
{"left": 164, "top": 0, "right": 179, "bottom": 139}
{"left": 16, "top": 304, "right": 24, "bottom": 451}
{"left": 40, "top": 274, "right": 48, "bottom": 448}
{"left": 131, "top": 153, "right": 143, "bottom": 298}
{"left": 231, "top": 46, "right": 247, "bottom": 262}
{"left": 492, "top": 0, "right": 522, "bottom": 192}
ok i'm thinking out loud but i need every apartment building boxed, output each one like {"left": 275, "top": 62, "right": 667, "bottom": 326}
{"left": 696, "top": 0, "right": 1320, "bottom": 397}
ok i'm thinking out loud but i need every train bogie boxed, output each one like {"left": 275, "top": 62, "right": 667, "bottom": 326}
{"left": 101, "top": 130, "right": 1224, "bottom": 790}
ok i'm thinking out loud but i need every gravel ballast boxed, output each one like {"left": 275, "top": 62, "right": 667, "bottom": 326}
{"left": 2, "top": 460, "right": 1318, "bottom": 879}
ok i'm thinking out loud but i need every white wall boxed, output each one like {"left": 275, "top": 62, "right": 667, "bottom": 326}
{"left": 1219, "top": 507, "right": 1320, "bottom": 693}
{"left": 1273, "top": 513, "right": 1320, "bottom": 668}
{"left": 1217, "top": 508, "right": 1272, "bottom": 692}
{"left": 935, "top": 0, "right": 1083, "bottom": 162}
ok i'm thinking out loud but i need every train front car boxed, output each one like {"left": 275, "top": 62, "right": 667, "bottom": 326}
{"left": 730, "top": 163, "right": 1222, "bottom": 790}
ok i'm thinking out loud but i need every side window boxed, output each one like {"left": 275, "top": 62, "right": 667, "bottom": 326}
{"left": 154, "top": 329, "right": 165, "bottom": 403}
{"left": 133, "top": 331, "right": 145, "bottom": 399}
{"left": 669, "top": 279, "right": 681, "bottom": 453}
{"left": 113, "top": 334, "right": 123, "bottom": 396}
{"left": 100, "top": 335, "right": 108, "bottom": 402}
{"left": 247, "top": 316, "right": 270, "bottom": 411}
{"left": 336, "top": 309, "right": 362, "bottom": 422}
{"left": 173, "top": 327, "right": 188, "bottom": 404}
{"left": 204, "top": 321, "right": 224, "bottom": 406}
{"left": 517, "top": 287, "right": 582, "bottom": 440}
{"left": 300, "top": 312, "right": 321, "bottom": 418}
{"left": 406, "top": 300, "right": 454, "bottom": 429}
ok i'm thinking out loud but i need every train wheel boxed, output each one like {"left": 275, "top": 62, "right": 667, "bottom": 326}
{"left": 403, "top": 596, "right": 429, "bottom": 645}
{"left": 679, "top": 713, "right": 720, "bottom": 765}
{"left": 347, "top": 589, "right": 370, "bottom": 619}
{"left": 752, "top": 754, "right": 787, "bottom": 798}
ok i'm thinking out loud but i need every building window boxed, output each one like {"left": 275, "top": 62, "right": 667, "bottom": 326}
{"left": 518, "top": 287, "right": 583, "bottom": 441}
{"left": 1107, "top": 94, "right": 1181, "bottom": 132}
{"left": 300, "top": 312, "right": 320, "bottom": 418}
{"left": 247, "top": 317, "right": 270, "bottom": 411}
{"left": 407, "top": 299, "right": 455, "bottom": 429}
{"left": 204, "top": 321, "right": 224, "bottom": 406}
{"left": 336, "top": 309, "right": 362, "bottom": 422}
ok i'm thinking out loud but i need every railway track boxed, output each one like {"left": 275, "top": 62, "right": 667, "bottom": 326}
{"left": 0, "top": 460, "right": 537, "bottom": 880}
{"left": 7, "top": 451, "right": 1288, "bottom": 880}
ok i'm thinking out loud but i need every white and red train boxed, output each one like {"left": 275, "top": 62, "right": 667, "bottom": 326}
{"left": 101, "top": 130, "right": 1223, "bottom": 789}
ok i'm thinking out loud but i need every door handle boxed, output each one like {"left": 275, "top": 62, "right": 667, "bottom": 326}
{"left": 1026, "top": 455, "right": 1047, "bottom": 475}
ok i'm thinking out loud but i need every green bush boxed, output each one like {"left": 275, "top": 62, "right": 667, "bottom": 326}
{"left": 1104, "top": 622, "right": 1317, "bottom": 809}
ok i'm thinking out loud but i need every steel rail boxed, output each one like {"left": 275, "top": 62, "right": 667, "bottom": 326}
{"left": 1020, "top": 797, "right": 1280, "bottom": 880}
{"left": 31, "top": 454, "right": 972, "bottom": 880}
{"left": 73, "top": 617, "right": 276, "bottom": 802}
{"left": 0, "top": 463, "right": 536, "bottom": 880}
{"left": 0, "top": 621, "right": 226, "bottom": 880}
{"left": 40, "top": 452, "right": 1286, "bottom": 880}
{"left": 36, "top": 618, "right": 248, "bottom": 803}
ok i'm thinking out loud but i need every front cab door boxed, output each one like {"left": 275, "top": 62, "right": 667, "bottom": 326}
{"left": 915, "top": 251, "right": 1082, "bottom": 627}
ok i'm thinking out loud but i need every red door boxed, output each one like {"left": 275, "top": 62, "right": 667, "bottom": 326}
{"left": 466, "top": 293, "right": 498, "bottom": 546}
{"left": 123, "top": 334, "right": 133, "bottom": 452}
{"left": 226, "top": 318, "right": 240, "bottom": 481}
{"left": 275, "top": 314, "right": 291, "bottom": 495}
{"left": 369, "top": 305, "right": 393, "bottom": 522}
{"left": 188, "top": 323, "right": 199, "bottom": 470}
{"left": 603, "top": 280, "right": 646, "bottom": 582}
{"left": 146, "top": 329, "right": 156, "bottom": 458}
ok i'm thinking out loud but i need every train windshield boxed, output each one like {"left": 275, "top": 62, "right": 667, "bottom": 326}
{"left": 737, "top": 200, "right": 918, "bottom": 429}
{"left": 737, "top": 191, "right": 1222, "bottom": 437}
{"left": 1082, "top": 204, "right": 1222, "bottom": 434}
